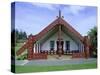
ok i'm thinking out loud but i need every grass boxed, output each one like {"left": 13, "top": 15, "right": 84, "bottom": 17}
{"left": 15, "top": 62, "right": 97, "bottom": 73}
{"left": 15, "top": 42, "right": 24, "bottom": 51}
{"left": 15, "top": 42, "right": 27, "bottom": 59}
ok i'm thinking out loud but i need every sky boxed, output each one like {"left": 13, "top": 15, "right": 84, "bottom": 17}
{"left": 13, "top": 2, "right": 97, "bottom": 36}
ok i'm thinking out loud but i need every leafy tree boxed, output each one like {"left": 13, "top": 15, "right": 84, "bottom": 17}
{"left": 11, "top": 29, "right": 27, "bottom": 43}
{"left": 18, "top": 30, "right": 27, "bottom": 40}
{"left": 88, "top": 26, "right": 97, "bottom": 57}
{"left": 23, "top": 31, "right": 27, "bottom": 39}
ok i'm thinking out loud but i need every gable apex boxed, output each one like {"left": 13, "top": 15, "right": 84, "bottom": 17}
{"left": 34, "top": 17, "right": 83, "bottom": 42}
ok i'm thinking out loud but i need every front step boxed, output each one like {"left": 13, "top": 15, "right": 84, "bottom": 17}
{"left": 48, "top": 55, "right": 72, "bottom": 60}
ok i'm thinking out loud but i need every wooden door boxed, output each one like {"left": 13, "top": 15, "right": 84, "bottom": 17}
{"left": 56, "top": 41, "right": 64, "bottom": 54}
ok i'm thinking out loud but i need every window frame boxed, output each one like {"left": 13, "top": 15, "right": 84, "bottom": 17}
{"left": 65, "top": 41, "right": 70, "bottom": 50}
{"left": 50, "top": 40, "right": 55, "bottom": 50}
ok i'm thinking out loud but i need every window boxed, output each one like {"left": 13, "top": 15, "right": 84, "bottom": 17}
{"left": 65, "top": 41, "right": 70, "bottom": 50}
{"left": 50, "top": 41, "right": 55, "bottom": 50}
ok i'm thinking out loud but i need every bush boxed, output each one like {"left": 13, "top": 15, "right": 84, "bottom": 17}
{"left": 17, "top": 54, "right": 27, "bottom": 60}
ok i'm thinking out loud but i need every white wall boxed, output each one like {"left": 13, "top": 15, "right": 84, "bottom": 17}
{"left": 41, "top": 31, "right": 83, "bottom": 51}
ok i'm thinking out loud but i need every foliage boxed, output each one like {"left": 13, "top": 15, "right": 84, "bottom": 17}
{"left": 11, "top": 29, "right": 27, "bottom": 44}
{"left": 11, "top": 29, "right": 28, "bottom": 58}
{"left": 17, "top": 53, "right": 27, "bottom": 60}
{"left": 88, "top": 26, "right": 97, "bottom": 57}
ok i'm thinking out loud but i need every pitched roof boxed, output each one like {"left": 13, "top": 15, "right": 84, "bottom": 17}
{"left": 34, "top": 17, "right": 83, "bottom": 42}
{"left": 16, "top": 17, "right": 84, "bottom": 56}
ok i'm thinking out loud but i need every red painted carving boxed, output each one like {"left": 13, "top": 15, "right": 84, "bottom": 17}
{"left": 72, "top": 53, "right": 85, "bottom": 58}
{"left": 83, "top": 36, "right": 90, "bottom": 58}
{"left": 16, "top": 15, "right": 90, "bottom": 60}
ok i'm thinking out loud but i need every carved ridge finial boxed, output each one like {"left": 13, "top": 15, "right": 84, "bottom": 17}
{"left": 59, "top": 10, "right": 61, "bottom": 18}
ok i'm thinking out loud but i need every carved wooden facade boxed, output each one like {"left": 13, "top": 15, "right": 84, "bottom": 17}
{"left": 16, "top": 11, "right": 91, "bottom": 60}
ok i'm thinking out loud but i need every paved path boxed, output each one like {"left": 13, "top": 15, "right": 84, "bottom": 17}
{"left": 15, "top": 58, "right": 97, "bottom": 66}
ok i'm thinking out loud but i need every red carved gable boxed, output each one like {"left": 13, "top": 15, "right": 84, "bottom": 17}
{"left": 16, "top": 17, "right": 84, "bottom": 56}
{"left": 33, "top": 17, "right": 83, "bottom": 42}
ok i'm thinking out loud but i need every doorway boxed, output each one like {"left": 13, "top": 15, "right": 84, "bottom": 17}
{"left": 56, "top": 40, "right": 64, "bottom": 54}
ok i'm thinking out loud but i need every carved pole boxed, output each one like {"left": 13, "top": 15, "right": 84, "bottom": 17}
{"left": 27, "top": 35, "right": 34, "bottom": 60}
{"left": 58, "top": 25, "right": 62, "bottom": 57}
{"left": 27, "top": 43, "right": 33, "bottom": 60}
{"left": 84, "top": 36, "right": 90, "bottom": 58}
{"left": 57, "top": 10, "right": 63, "bottom": 57}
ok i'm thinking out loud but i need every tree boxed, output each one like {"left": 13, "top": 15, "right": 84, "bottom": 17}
{"left": 18, "top": 30, "right": 27, "bottom": 40}
{"left": 88, "top": 26, "right": 97, "bottom": 57}
{"left": 15, "top": 29, "right": 19, "bottom": 43}
{"left": 23, "top": 31, "right": 27, "bottom": 39}
{"left": 11, "top": 29, "right": 27, "bottom": 43}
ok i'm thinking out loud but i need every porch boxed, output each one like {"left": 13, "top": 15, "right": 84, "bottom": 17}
{"left": 27, "top": 50, "right": 85, "bottom": 60}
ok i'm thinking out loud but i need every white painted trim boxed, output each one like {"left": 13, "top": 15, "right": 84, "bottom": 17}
{"left": 38, "top": 43, "right": 40, "bottom": 53}
{"left": 34, "top": 44, "right": 36, "bottom": 53}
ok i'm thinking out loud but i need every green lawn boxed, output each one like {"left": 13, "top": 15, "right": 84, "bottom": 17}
{"left": 15, "top": 62, "right": 97, "bottom": 73}
{"left": 15, "top": 42, "right": 28, "bottom": 59}
{"left": 15, "top": 42, "right": 24, "bottom": 51}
